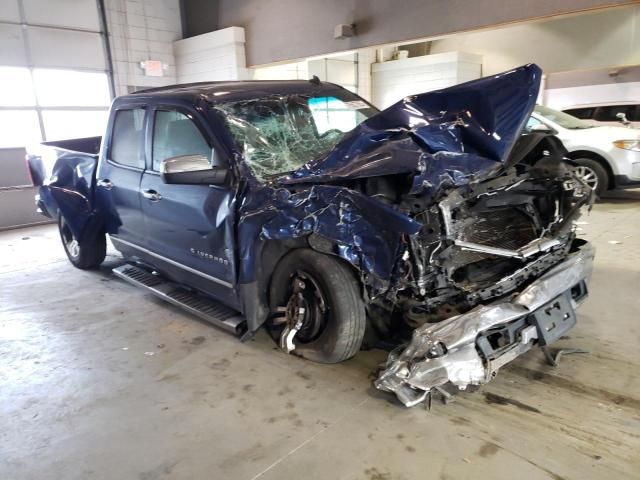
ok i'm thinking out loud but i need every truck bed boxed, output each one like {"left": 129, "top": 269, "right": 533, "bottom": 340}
{"left": 26, "top": 136, "right": 102, "bottom": 241}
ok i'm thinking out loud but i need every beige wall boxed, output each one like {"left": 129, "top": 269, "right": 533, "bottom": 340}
{"left": 429, "top": 4, "right": 640, "bottom": 75}
{"left": 216, "top": 0, "right": 637, "bottom": 66}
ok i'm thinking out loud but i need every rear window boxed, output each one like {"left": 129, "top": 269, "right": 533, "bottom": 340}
{"left": 110, "top": 108, "right": 145, "bottom": 169}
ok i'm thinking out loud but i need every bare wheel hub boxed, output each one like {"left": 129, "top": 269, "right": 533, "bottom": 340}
{"left": 278, "top": 272, "right": 327, "bottom": 353}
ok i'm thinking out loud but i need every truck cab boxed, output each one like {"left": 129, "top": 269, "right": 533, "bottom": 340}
{"left": 99, "top": 93, "right": 240, "bottom": 308}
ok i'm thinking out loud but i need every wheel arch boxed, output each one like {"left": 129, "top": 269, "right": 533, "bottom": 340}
{"left": 240, "top": 235, "right": 367, "bottom": 333}
{"left": 565, "top": 150, "right": 614, "bottom": 189}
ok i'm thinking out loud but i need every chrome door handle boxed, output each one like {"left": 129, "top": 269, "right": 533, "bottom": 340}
{"left": 142, "top": 189, "right": 162, "bottom": 201}
{"left": 97, "top": 179, "right": 113, "bottom": 190}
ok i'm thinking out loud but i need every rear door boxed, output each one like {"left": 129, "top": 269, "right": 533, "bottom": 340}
{"left": 138, "top": 105, "right": 238, "bottom": 304}
{"left": 95, "top": 106, "right": 146, "bottom": 245}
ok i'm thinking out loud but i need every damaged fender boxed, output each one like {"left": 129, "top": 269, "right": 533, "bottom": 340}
{"left": 237, "top": 184, "right": 421, "bottom": 286}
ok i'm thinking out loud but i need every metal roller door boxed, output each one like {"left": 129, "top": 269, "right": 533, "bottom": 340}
{"left": 0, "top": 0, "right": 113, "bottom": 229}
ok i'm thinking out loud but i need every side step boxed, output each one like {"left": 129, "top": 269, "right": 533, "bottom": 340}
{"left": 112, "top": 264, "right": 246, "bottom": 335}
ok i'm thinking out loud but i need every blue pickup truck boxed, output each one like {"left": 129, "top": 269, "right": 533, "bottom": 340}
{"left": 27, "top": 64, "right": 595, "bottom": 406}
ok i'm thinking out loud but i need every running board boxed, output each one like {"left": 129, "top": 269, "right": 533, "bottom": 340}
{"left": 112, "top": 264, "right": 246, "bottom": 335}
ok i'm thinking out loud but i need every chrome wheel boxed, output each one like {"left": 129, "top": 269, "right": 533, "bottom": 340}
{"left": 574, "top": 165, "right": 598, "bottom": 190}
{"left": 60, "top": 218, "right": 80, "bottom": 258}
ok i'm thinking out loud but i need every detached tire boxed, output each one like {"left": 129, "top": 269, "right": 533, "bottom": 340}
{"left": 268, "top": 249, "right": 366, "bottom": 364}
{"left": 58, "top": 216, "right": 106, "bottom": 269}
{"left": 573, "top": 158, "right": 608, "bottom": 196}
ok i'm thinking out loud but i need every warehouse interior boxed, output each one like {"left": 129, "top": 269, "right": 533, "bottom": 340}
{"left": 1, "top": 1, "right": 639, "bottom": 479}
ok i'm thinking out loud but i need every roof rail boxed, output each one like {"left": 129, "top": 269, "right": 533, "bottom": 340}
{"left": 133, "top": 81, "right": 223, "bottom": 94}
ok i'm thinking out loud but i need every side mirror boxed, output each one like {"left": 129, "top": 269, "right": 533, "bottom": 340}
{"left": 161, "top": 152, "right": 228, "bottom": 185}
{"left": 530, "top": 123, "right": 554, "bottom": 134}
{"left": 615, "top": 112, "right": 630, "bottom": 125}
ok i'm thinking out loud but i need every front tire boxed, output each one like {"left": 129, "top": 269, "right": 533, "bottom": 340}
{"left": 58, "top": 216, "right": 106, "bottom": 269}
{"left": 573, "top": 158, "right": 608, "bottom": 196}
{"left": 268, "top": 249, "right": 366, "bottom": 364}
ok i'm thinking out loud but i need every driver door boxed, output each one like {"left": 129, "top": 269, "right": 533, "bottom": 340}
{"left": 139, "top": 106, "right": 237, "bottom": 305}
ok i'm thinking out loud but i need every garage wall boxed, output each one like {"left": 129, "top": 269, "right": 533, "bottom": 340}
{"left": 174, "top": 26, "right": 248, "bottom": 83}
{"left": 105, "top": 0, "right": 183, "bottom": 95}
{"left": 544, "top": 66, "right": 640, "bottom": 109}
{"left": 214, "top": 0, "right": 637, "bottom": 66}
{"left": 371, "top": 52, "right": 482, "bottom": 108}
{"left": 250, "top": 48, "right": 377, "bottom": 102}
{"left": 428, "top": 4, "right": 640, "bottom": 75}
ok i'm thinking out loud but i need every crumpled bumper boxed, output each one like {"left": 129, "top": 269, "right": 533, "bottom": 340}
{"left": 375, "top": 240, "right": 595, "bottom": 407}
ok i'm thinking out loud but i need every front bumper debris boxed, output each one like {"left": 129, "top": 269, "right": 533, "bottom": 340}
{"left": 375, "top": 240, "right": 595, "bottom": 407}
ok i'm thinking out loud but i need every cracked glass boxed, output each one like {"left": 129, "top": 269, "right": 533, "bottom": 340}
{"left": 214, "top": 92, "right": 376, "bottom": 181}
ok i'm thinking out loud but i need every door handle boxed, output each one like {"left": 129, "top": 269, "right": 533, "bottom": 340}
{"left": 142, "top": 189, "right": 162, "bottom": 201}
{"left": 97, "top": 179, "right": 113, "bottom": 190}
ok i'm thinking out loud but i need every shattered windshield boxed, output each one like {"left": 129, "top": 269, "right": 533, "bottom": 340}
{"left": 213, "top": 91, "right": 377, "bottom": 180}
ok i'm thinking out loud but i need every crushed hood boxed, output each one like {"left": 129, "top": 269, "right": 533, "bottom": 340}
{"left": 278, "top": 64, "right": 542, "bottom": 195}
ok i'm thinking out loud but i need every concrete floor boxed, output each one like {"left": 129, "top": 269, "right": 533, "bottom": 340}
{"left": 1, "top": 191, "right": 639, "bottom": 480}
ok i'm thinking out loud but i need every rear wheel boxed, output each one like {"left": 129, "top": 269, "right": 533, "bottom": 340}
{"left": 58, "top": 216, "right": 106, "bottom": 269}
{"left": 573, "top": 158, "right": 608, "bottom": 196}
{"left": 268, "top": 249, "right": 366, "bottom": 364}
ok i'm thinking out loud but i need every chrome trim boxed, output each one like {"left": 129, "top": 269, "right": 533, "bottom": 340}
{"left": 97, "top": 179, "right": 113, "bottom": 190}
{"left": 142, "top": 190, "right": 162, "bottom": 201}
{"left": 109, "top": 236, "right": 233, "bottom": 288}
{"left": 162, "top": 154, "right": 211, "bottom": 174}
{"left": 456, "top": 237, "right": 562, "bottom": 259}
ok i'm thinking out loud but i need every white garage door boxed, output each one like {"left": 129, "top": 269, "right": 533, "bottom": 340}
{"left": 0, "top": 0, "right": 113, "bottom": 229}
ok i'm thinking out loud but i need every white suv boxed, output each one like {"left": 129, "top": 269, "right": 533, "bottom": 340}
{"left": 528, "top": 105, "right": 640, "bottom": 195}
{"left": 563, "top": 103, "right": 640, "bottom": 129}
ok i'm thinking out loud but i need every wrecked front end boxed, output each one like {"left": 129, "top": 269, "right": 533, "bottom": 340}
{"left": 374, "top": 168, "right": 595, "bottom": 406}
{"left": 376, "top": 240, "right": 594, "bottom": 406}
{"left": 356, "top": 67, "right": 597, "bottom": 406}
{"left": 227, "top": 64, "right": 595, "bottom": 406}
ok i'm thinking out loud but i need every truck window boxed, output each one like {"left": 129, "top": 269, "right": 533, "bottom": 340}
{"left": 110, "top": 108, "right": 145, "bottom": 169}
{"left": 152, "top": 110, "right": 211, "bottom": 171}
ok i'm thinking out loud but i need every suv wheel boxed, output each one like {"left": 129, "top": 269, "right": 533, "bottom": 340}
{"left": 573, "top": 158, "right": 608, "bottom": 196}
{"left": 268, "top": 249, "right": 366, "bottom": 364}
{"left": 58, "top": 216, "right": 106, "bottom": 269}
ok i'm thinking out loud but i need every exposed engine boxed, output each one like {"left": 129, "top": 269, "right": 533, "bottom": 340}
{"left": 365, "top": 153, "right": 592, "bottom": 344}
